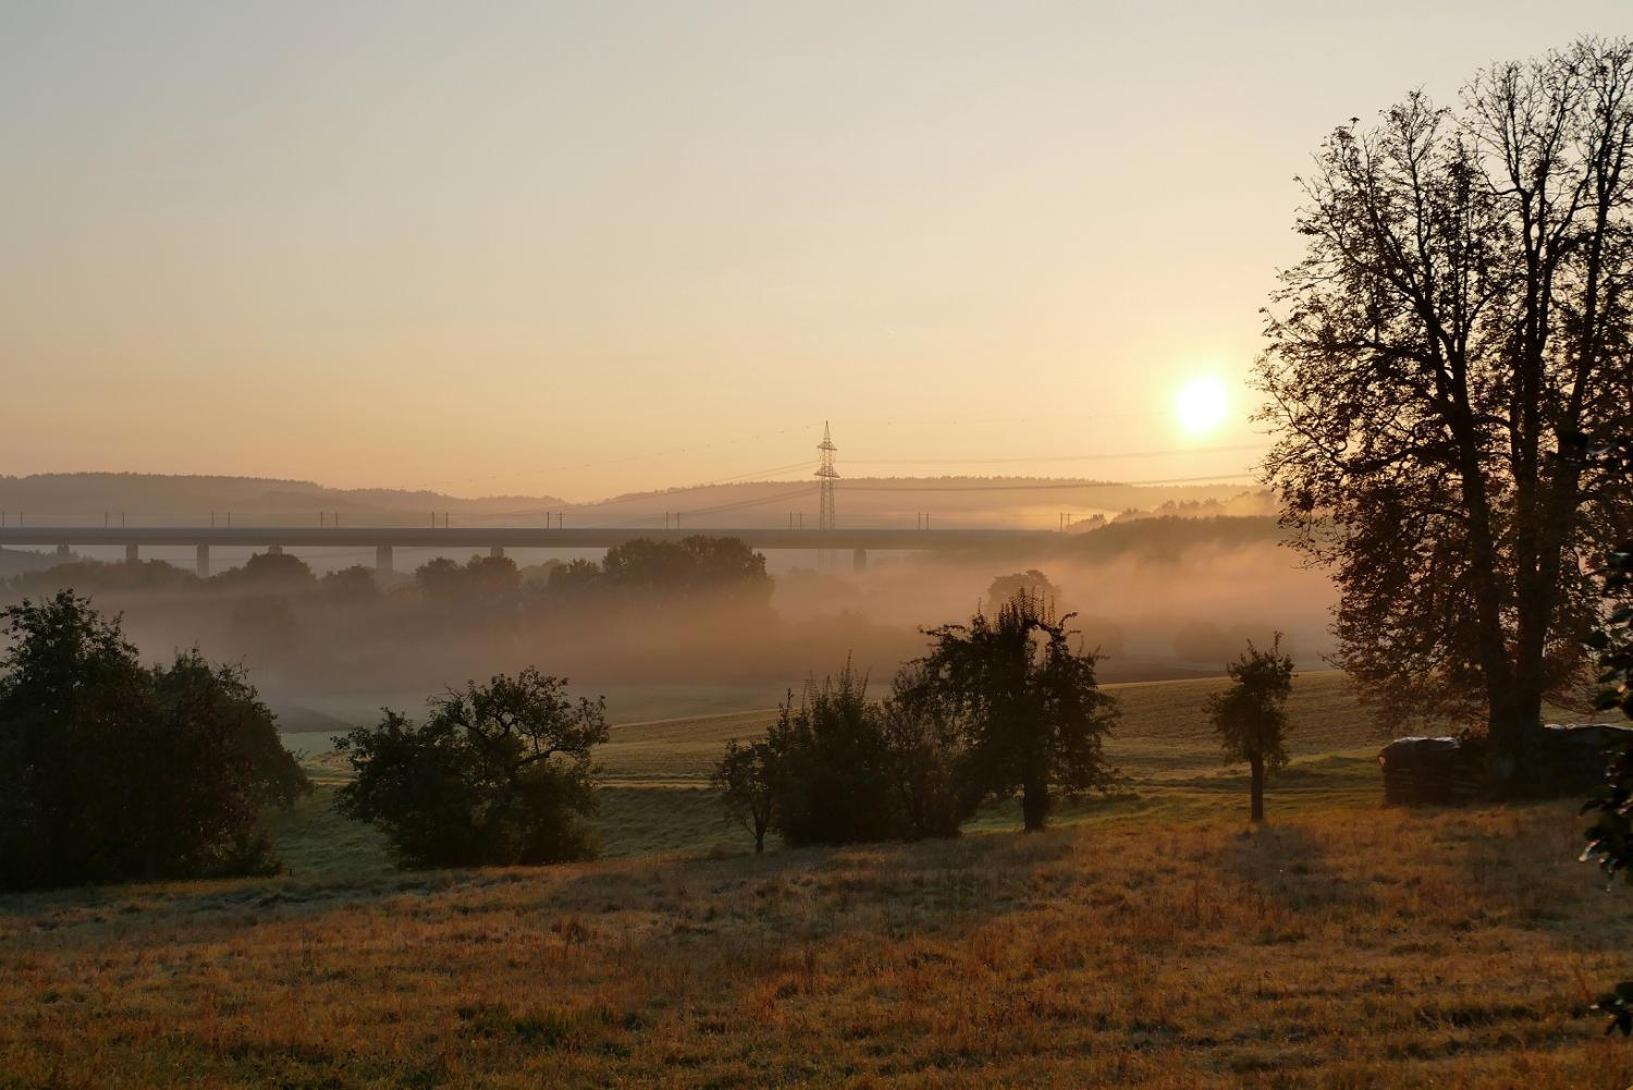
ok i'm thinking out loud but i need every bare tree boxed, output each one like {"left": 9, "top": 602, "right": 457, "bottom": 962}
{"left": 1257, "top": 38, "right": 1633, "bottom": 790}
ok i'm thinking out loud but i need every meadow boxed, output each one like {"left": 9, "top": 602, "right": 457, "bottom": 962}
{"left": 3, "top": 672, "right": 1632, "bottom": 1088}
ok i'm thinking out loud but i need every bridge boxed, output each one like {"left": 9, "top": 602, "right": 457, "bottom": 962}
{"left": 0, "top": 525, "right": 1064, "bottom": 576}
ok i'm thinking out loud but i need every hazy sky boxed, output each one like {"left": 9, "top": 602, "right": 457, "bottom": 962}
{"left": 3, "top": 2, "right": 1627, "bottom": 500}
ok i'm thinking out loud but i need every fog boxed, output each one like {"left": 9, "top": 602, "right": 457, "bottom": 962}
{"left": 1, "top": 520, "right": 1334, "bottom": 733}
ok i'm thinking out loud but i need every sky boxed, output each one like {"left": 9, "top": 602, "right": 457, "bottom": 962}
{"left": 2, "top": 2, "right": 1628, "bottom": 501}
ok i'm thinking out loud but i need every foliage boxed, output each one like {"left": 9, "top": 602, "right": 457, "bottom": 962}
{"left": 214, "top": 551, "right": 316, "bottom": 590}
{"left": 335, "top": 668, "right": 608, "bottom": 869}
{"left": 416, "top": 554, "right": 522, "bottom": 612}
{"left": 1256, "top": 39, "right": 1633, "bottom": 787}
{"left": 909, "top": 588, "right": 1120, "bottom": 831}
{"left": 985, "top": 569, "right": 1059, "bottom": 615}
{"left": 710, "top": 738, "right": 776, "bottom": 852}
{"left": 320, "top": 565, "right": 380, "bottom": 605}
{"left": 762, "top": 667, "right": 899, "bottom": 847}
{"left": 599, "top": 536, "right": 772, "bottom": 606}
{"left": 0, "top": 590, "right": 309, "bottom": 890}
{"left": 1580, "top": 443, "right": 1633, "bottom": 1032}
{"left": 1205, "top": 633, "right": 1295, "bottom": 822}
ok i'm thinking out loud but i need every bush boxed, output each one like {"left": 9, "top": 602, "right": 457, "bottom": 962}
{"left": 335, "top": 669, "right": 608, "bottom": 869}
{"left": 764, "top": 667, "right": 898, "bottom": 847}
{"left": 0, "top": 591, "right": 309, "bottom": 890}
{"left": 715, "top": 662, "right": 974, "bottom": 851}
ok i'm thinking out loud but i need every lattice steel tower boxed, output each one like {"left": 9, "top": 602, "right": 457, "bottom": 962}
{"left": 815, "top": 421, "right": 839, "bottom": 530}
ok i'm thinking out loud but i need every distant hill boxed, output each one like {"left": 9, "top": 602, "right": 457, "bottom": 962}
{"left": 0, "top": 472, "right": 1260, "bottom": 531}
{"left": 0, "top": 473, "right": 568, "bottom": 528}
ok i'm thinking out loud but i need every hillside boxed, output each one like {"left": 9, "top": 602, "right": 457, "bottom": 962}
{"left": 0, "top": 472, "right": 1257, "bottom": 531}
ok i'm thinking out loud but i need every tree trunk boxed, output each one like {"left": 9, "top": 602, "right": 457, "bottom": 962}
{"left": 1021, "top": 777, "right": 1049, "bottom": 832}
{"left": 1249, "top": 756, "right": 1265, "bottom": 824}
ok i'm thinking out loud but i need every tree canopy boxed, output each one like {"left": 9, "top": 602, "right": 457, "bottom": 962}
{"left": 909, "top": 588, "right": 1119, "bottom": 831}
{"left": 0, "top": 591, "right": 308, "bottom": 889}
{"left": 1257, "top": 38, "right": 1633, "bottom": 786}
{"left": 1205, "top": 634, "right": 1296, "bottom": 823}
{"left": 335, "top": 669, "right": 608, "bottom": 869}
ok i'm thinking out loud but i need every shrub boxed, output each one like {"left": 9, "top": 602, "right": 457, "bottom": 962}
{"left": 335, "top": 669, "right": 608, "bottom": 869}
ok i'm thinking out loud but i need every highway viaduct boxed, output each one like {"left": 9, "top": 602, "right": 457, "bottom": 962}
{"left": 0, "top": 526, "right": 1063, "bottom": 577}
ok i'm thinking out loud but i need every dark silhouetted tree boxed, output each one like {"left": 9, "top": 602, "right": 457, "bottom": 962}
{"left": 1205, "top": 633, "right": 1296, "bottom": 823}
{"left": 712, "top": 738, "right": 776, "bottom": 853}
{"left": 1257, "top": 39, "right": 1633, "bottom": 791}
{"left": 912, "top": 589, "right": 1120, "bottom": 831}
{"left": 0, "top": 591, "right": 308, "bottom": 890}
{"left": 320, "top": 565, "right": 380, "bottom": 605}
{"left": 1577, "top": 442, "right": 1633, "bottom": 1032}
{"left": 335, "top": 668, "right": 608, "bottom": 869}
{"left": 600, "top": 536, "right": 772, "bottom": 606}
{"left": 215, "top": 550, "right": 315, "bottom": 590}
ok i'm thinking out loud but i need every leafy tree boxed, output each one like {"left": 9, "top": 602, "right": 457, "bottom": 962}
{"left": 711, "top": 738, "right": 776, "bottom": 853}
{"left": 911, "top": 588, "right": 1120, "bottom": 831}
{"left": 1256, "top": 38, "right": 1633, "bottom": 791}
{"left": 599, "top": 536, "right": 772, "bottom": 606}
{"left": 215, "top": 551, "right": 315, "bottom": 590}
{"left": 335, "top": 668, "right": 608, "bottom": 869}
{"left": 320, "top": 565, "right": 380, "bottom": 605}
{"left": 985, "top": 570, "right": 1060, "bottom": 616}
{"left": 0, "top": 591, "right": 308, "bottom": 890}
{"left": 1205, "top": 634, "right": 1296, "bottom": 823}
{"left": 416, "top": 555, "right": 523, "bottom": 613}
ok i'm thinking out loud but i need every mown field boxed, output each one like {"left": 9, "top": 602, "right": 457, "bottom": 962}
{"left": 3, "top": 671, "right": 1633, "bottom": 1088}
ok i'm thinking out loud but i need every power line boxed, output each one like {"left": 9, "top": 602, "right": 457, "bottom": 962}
{"left": 845, "top": 441, "right": 1268, "bottom": 466}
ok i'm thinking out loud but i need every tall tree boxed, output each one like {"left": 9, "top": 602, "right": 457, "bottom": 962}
{"left": 1257, "top": 38, "right": 1633, "bottom": 788}
{"left": 912, "top": 588, "right": 1119, "bottom": 831}
{"left": 1205, "top": 634, "right": 1296, "bottom": 823}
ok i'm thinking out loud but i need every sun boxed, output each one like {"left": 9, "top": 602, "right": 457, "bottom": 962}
{"left": 1174, "top": 375, "right": 1229, "bottom": 438}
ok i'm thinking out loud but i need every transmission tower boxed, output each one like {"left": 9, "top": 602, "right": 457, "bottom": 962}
{"left": 815, "top": 421, "right": 839, "bottom": 530}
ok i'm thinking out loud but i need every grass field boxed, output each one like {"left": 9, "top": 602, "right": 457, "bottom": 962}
{"left": 4, "top": 671, "right": 1633, "bottom": 1087}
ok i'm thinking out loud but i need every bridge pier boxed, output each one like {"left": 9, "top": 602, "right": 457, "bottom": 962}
{"left": 125, "top": 543, "right": 139, "bottom": 564}
{"left": 489, "top": 545, "right": 505, "bottom": 559}
{"left": 55, "top": 544, "right": 69, "bottom": 559}
{"left": 196, "top": 544, "right": 211, "bottom": 579}
{"left": 853, "top": 547, "right": 868, "bottom": 573}
{"left": 376, "top": 544, "right": 393, "bottom": 575}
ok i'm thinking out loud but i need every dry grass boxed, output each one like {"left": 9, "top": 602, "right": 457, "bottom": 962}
{"left": 5, "top": 673, "right": 1633, "bottom": 1088}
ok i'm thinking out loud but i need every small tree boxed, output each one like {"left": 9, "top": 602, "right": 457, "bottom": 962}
{"left": 1205, "top": 634, "right": 1296, "bottom": 823}
{"left": 335, "top": 668, "right": 608, "bottom": 869}
{"left": 912, "top": 589, "right": 1120, "bottom": 832}
{"left": 712, "top": 738, "right": 776, "bottom": 853}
